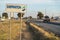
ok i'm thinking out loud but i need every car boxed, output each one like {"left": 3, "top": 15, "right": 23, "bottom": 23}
{"left": 54, "top": 17, "right": 59, "bottom": 20}
{"left": 43, "top": 16, "right": 50, "bottom": 22}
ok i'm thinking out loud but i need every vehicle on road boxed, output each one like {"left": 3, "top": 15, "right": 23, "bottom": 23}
{"left": 43, "top": 16, "right": 50, "bottom": 22}
{"left": 54, "top": 16, "right": 59, "bottom": 20}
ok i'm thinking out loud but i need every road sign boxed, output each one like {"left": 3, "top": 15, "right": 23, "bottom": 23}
{"left": 5, "top": 4, "right": 26, "bottom": 13}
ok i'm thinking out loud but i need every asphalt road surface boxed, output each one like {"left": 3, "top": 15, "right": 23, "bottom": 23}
{"left": 30, "top": 20, "right": 60, "bottom": 37}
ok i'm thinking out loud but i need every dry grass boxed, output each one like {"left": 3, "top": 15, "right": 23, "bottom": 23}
{"left": 0, "top": 19, "right": 25, "bottom": 40}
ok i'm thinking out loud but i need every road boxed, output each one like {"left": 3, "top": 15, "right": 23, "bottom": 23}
{"left": 30, "top": 20, "right": 60, "bottom": 37}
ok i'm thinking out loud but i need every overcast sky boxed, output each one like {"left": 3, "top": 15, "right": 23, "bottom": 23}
{"left": 0, "top": 0, "right": 60, "bottom": 18}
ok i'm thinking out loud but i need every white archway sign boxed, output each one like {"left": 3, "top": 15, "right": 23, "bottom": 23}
{"left": 4, "top": 4, "right": 26, "bottom": 19}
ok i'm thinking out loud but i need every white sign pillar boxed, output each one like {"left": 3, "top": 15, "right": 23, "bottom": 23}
{"left": 10, "top": 12, "right": 14, "bottom": 18}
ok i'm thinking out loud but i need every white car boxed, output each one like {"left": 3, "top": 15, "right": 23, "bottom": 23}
{"left": 43, "top": 16, "right": 50, "bottom": 22}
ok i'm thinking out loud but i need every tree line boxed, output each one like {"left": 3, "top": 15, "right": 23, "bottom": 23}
{"left": 1, "top": 11, "right": 50, "bottom": 19}
{"left": 1, "top": 13, "right": 24, "bottom": 19}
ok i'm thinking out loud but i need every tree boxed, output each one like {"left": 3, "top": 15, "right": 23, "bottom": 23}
{"left": 2, "top": 13, "right": 8, "bottom": 19}
{"left": 0, "top": 15, "right": 1, "bottom": 18}
{"left": 37, "top": 12, "right": 44, "bottom": 19}
{"left": 29, "top": 16, "right": 32, "bottom": 19}
{"left": 51, "top": 16, "right": 53, "bottom": 19}
{"left": 17, "top": 13, "right": 24, "bottom": 18}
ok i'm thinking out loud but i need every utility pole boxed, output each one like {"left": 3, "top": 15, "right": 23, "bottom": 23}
{"left": 52, "top": 13, "right": 54, "bottom": 17}
{"left": 45, "top": 8, "right": 46, "bottom": 16}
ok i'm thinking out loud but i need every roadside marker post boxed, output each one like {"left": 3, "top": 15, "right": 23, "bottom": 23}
{"left": 20, "top": 13, "right": 22, "bottom": 40}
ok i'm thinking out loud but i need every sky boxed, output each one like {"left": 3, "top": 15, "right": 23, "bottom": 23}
{"left": 0, "top": 0, "right": 60, "bottom": 18}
